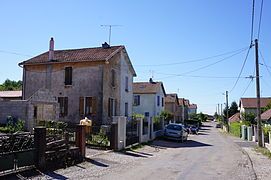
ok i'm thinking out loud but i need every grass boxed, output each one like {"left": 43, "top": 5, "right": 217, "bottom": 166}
{"left": 128, "top": 141, "right": 152, "bottom": 151}
{"left": 254, "top": 147, "right": 271, "bottom": 159}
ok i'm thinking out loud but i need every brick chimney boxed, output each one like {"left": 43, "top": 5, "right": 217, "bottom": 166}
{"left": 49, "top": 37, "right": 54, "bottom": 61}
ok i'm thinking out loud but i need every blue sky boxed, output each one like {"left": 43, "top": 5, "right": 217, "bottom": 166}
{"left": 0, "top": 0, "right": 270, "bottom": 115}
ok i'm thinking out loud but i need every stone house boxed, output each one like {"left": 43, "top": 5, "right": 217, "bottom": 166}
{"left": 165, "top": 93, "right": 180, "bottom": 122}
{"left": 19, "top": 38, "right": 136, "bottom": 125}
{"left": 132, "top": 79, "right": 166, "bottom": 118}
{"left": 0, "top": 88, "right": 59, "bottom": 131}
{"left": 178, "top": 98, "right": 190, "bottom": 122}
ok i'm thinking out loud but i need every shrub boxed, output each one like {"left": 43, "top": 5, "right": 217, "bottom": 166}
{"left": 229, "top": 122, "right": 241, "bottom": 137}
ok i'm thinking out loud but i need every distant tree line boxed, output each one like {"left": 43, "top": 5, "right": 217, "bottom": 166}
{"left": 0, "top": 79, "right": 22, "bottom": 91}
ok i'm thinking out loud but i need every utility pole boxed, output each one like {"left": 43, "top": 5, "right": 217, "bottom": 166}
{"left": 218, "top": 104, "right": 220, "bottom": 116}
{"left": 225, "top": 91, "right": 229, "bottom": 132}
{"left": 255, "top": 39, "right": 263, "bottom": 147}
{"left": 101, "top": 25, "right": 121, "bottom": 45}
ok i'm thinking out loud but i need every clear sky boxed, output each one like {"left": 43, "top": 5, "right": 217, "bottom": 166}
{"left": 0, "top": 0, "right": 270, "bottom": 115}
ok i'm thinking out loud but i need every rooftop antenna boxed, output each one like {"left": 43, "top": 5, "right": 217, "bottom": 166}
{"left": 101, "top": 25, "right": 122, "bottom": 45}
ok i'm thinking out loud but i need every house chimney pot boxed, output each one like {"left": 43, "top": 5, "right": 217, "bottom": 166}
{"left": 149, "top": 78, "right": 154, "bottom": 83}
{"left": 102, "top": 42, "right": 110, "bottom": 49}
{"left": 49, "top": 37, "right": 54, "bottom": 61}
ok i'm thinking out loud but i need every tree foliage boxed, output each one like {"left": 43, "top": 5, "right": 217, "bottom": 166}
{"left": 223, "top": 101, "right": 239, "bottom": 118}
{"left": 0, "top": 79, "right": 22, "bottom": 91}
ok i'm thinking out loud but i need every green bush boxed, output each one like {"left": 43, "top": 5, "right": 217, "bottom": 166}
{"left": 229, "top": 122, "right": 241, "bottom": 137}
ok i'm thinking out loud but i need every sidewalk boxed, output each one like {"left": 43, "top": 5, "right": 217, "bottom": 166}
{"left": 222, "top": 131, "right": 271, "bottom": 180}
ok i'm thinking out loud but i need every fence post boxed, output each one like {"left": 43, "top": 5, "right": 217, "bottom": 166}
{"left": 34, "top": 127, "right": 46, "bottom": 170}
{"left": 138, "top": 118, "right": 143, "bottom": 143}
{"left": 269, "top": 132, "right": 271, "bottom": 145}
{"left": 150, "top": 117, "right": 154, "bottom": 140}
{"left": 76, "top": 125, "right": 86, "bottom": 159}
{"left": 110, "top": 122, "right": 118, "bottom": 150}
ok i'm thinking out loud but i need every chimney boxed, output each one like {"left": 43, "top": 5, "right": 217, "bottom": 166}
{"left": 149, "top": 78, "right": 154, "bottom": 83}
{"left": 102, "top": 42, "right": 110, "bottom": 49}
{"left": 49, "top": 37, "right": 54, "bottom": 61}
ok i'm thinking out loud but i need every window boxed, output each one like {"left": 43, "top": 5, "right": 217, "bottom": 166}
{"left": 58, "top": 97, "right": 68, "bottom": 117}
{"left": 125, "top": 76, "right": 128, "bottom": 92}
{"left": 33, "top": 106, "right": 37, "bottom": 119}
{"left": 65, "top": 67, "right": 72, "bottom": 85}
{"left": 162, "top": 97, "right": 164, "bottom": 107}
{"left": 133, "top": 95, "right": 140, "bottom": 106}
{"left": 79, "top": 97, "right": 96, "bottom": 117}
{"left": 108, "top": 98, "right": 116, "bottom": 117}
{"left": 111, "top": 69, "right": 116, "bottom": 87}
{"left": 157, "top": 96, "right": 160, "bottom": 106}
{"left": 125, "top": 103, "right": 128, "bottom": 117}
{"left": 145, "top": 112, "right": 149, "bottom": 117}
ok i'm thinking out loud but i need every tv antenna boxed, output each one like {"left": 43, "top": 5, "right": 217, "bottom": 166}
{"left": 101, "top": 25, "right": 122, "bottom": 45}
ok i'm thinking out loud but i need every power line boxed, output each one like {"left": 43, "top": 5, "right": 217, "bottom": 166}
{"left": 0, "top": 50, "right": 32, "bottom": 57}
{"left": 259, "top": 49, "right": 271, "bottom": 77}
{"left": 134, "top": 46, "right": 249, "bottom": 67}
{"left": 241, "top": 79, "right": 253, "bottom": 97}
{"left": 257, "top": 0, "right": 264, "bottom": 39}
{"left": 155, "top": 72, "right": 248, "bottom": 79}
{"left": 229, "top": 45, "right": 252, "bottom": 93}
{"left": 155, "top": 48, "right": 248, "bottom": 80}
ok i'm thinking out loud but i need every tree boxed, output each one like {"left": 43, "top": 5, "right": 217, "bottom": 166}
{"left": 197, "top": 112, "right": 207, "bottom": 122}
{"left": 241, "top": 112, "right": 256, "bottom": 125}
{"left": 0, "top": 79, "right": 22, "bottom": 91}
{"left": 223, "top": 101, "right": 239, "bottom": 118}
{"left": 160, "top": 110, "right": 173, "bottom": 124}
{"left": 261, "top": 101, "right": 271, "bottom": 113}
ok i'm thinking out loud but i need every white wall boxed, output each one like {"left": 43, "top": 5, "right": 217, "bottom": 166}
{"left": 119, "top": 51, "right": 134, "bottom": 117}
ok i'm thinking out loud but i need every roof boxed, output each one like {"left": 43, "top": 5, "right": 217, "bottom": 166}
{"left": 178, "top": 98, "right": 185, "bottom": 106}
{"left": 19, "top": 45, "right": 136, "bottom": 76}
{"left": 189, "top": 104, "right": 197, "bottom": 109}
{"left": 165, "top": 94, "right": 179, "bottom": 105}
{"left": 184, "top": 99, "right": 190, "bottom": 106}
{"left": 229, "top": 112, "right": 241, "bottom": 123}
{"left": 261, "top": 109, "right": 271, "bottom": 121}
{"left": 240, "top": 97, "right": 271, "bottom": 108}
{"left": 0, "top": 91, "right": 22, "bottom": 98}
{"left": 20, "top": 46, "right": 123, "bottom": 65}
{"left": 133, "top": 82, "right": 166, "bottom": 95}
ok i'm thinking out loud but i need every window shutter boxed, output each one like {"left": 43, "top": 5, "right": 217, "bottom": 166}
{"left": 79, "top": 97, "right": 84, "bottom": 116}
{"left": 92, "top": 97, "right": 97, "bottom": 115}
{"left": 64, "top": 97, "right": 68, "bottom": 116}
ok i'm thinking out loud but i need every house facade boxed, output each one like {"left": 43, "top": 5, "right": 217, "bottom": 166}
{"left": 19, "top": 38, "right": 136, "bottom": 125}
{"left": 165, "top": 93, "right": 180, "bottom": 122}
{"left": 188, "top": 103, "right": 197, "bottom": 116}
{"left": 239, "top": 97, "right": 271, "bottom": 118}
{"left": 132, "top": 79, "right": 166, "bottom": 118}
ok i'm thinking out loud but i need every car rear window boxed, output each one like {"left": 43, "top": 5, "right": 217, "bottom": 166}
{"left": 166, "top": 124, "right": 182, "bottom": 131}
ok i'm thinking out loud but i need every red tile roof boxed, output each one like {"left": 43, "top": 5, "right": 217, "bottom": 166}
{"left": 165, "top": 94, "right": 179, "bottom": 105}
{"left": 19, "top": 46, "right": 124, "bottom": 65}
{"left": 178, "top": 98, "right": 185, "bottom": 106}
{"left": 261, "top": 109, "right": 271, "bottom": 121}
{"left": 184, "top": 99, "right": 190, "bottom": 106}
{"left": 0, "top": 91, "right": 22, "bottom": 98}
{"left": 133, "top": 82, "right": 166, "bottom": 95}
{"left": 240, "top": 97, "right": 271, "bottom": 108}
{"left": 229, "top": 112, "right": 241, "bottom": 123}
{"left": 189, "top": 104, "right": 197, "bottom": 109}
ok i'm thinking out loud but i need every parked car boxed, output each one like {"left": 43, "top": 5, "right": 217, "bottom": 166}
{"left": 164, "top": 123, "right": 188, "bottom": 142}
{"left": 189, "top": 125, "right": 199, "bottom": 135}
{"left": 215, "top": 123, "right": 222, "bottom": 128}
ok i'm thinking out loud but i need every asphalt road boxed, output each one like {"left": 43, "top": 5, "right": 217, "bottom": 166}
{"left": 100, "top": 121, "right": 255, "bottom": 180}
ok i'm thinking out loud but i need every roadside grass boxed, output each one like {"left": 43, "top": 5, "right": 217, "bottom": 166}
{"left": 254, "top": 147, "right": 271, "bottom": 159}
{"left": 128, "top": 141, "right": 152, "bottom": 151}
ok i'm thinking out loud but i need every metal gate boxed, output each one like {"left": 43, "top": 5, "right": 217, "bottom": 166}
{"left": 126, "top": 118, "right": 139, "bottom": 146}
{"left": 0, "top": 132, "right": 35, "bottom": 176}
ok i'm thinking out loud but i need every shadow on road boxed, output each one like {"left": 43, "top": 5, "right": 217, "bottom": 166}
{"left": 151, "top": 140, "right": 212, "bottom": 149}
{"left": 197, "top": 132, "right": 209, "bottom": 135}
{"left": 200, "top": 128, "right": 211, "bottom": 131}
{"left": 201, "top": 124, "right": 213, "bottom": 128}
{"left": 85, "top": 157, "right": 109, "bottom": 167}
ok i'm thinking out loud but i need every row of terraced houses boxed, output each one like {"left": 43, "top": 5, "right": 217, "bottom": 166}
{"left": 0, "top": 39, "right": 197, "bottom": 131}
